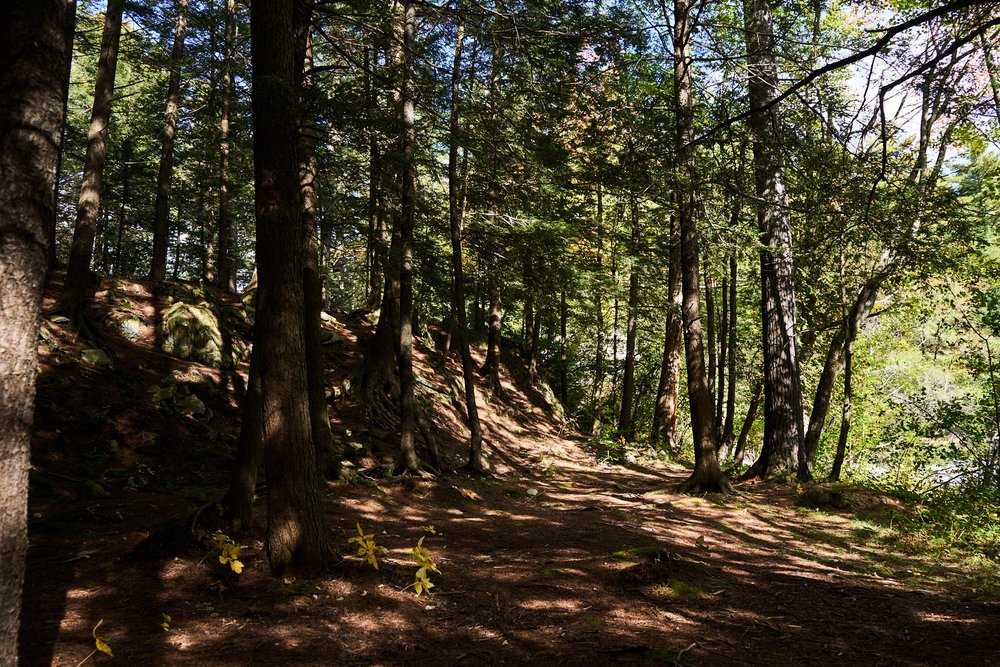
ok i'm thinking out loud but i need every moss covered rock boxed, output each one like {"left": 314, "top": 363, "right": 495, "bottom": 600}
{"left": 160, "top": 302, "right": 229, "bottom": 367}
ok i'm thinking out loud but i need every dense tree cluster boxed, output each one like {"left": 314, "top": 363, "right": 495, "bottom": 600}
{"left": 5, "top": 0, "right": 1000, "bottom": 660}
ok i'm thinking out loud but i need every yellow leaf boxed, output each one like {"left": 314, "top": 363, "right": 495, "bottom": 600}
{"left": 92, "top": 620, "right": 113, "bottom": 657}
{"left": 95, "top": 637, "right": 113, "bottom": 657}
{"left": 230, "top": 559, "right": 244, "bottom": 574}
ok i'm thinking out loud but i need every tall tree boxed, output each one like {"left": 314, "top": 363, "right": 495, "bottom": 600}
{"left": 675, "top": 0, "right": 728, "bottom": 493}
{"left": 0, "top": 2, "right": 74, "bottom": 661}
{"left": 618, "top": 190, "right": 640, "bottom": 439}
{"left": 744, "top": 0, "right": 807, "bottom": 480}
{"left": 298, "top": 21, "right": 340, "bottom": 479}
{"left": 59, "top": 0, "right": 125, "bottom": 322}
{"left": 651, "top": 214, "right": 684, "bottom": 451}
{"left": 446, "top": 13, "right": 486, "bottom": 473}
{"left": 150, "top": 0, "right": 190, "bottom": 281}
{"left": 397, "top": 0, "right": 420, "bottom": 472}
{"left": 216, "top": 0, "right": 237, "bottom": 292}
{"left": 250, "top": 0, "right": 329, "bottom": 575}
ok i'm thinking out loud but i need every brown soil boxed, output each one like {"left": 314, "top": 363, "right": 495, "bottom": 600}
{"left": 19, "top": 274, "right": 1000, "bottom": 666}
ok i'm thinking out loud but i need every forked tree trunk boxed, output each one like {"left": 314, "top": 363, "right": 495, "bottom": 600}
{"left": 60, "top": 0, "right": 125, "bottom": 322}
{"left": 732, "top": 378, "right": 763, "bottom": 468}
{"left": 250, "top": 0, "right": 328, "bottom": 576}
{"left": 828, "top": 335, "right": 853, "bottom": 481}
{"left": 744, "top": 0, "right": 806, "bottom": 481}
{"left": 0, "top": 3, "right": 73, "bottom": 659}
{"left": 150, "top": 0, "right": 189, "bottom": 281}
{"left": 675, "top": 0, "right": 728, "bottom": 493}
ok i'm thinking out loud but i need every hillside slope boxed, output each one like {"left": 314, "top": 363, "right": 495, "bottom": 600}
{"left": 19, "top": 275, "right": 999, "bottom": 665}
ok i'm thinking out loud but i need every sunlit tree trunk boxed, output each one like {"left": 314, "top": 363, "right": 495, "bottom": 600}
{"left": 60, "top": 0, "right": 124, "bottom": 322}
{"left": 675, "top": 0, "right": 727, "bottom": 492}
{"left": 397, "top": 0, "right": 420, "bottom": 472}
{"left": 0, "top": 2, "right": 73, "bottom": 660}
{"left": 150, "top": 0, "right": 189, "bottom": 281}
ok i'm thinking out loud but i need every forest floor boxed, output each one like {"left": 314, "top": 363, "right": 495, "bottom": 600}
{"left": 19, "top": 274, "right": 1000, "bottom": 666}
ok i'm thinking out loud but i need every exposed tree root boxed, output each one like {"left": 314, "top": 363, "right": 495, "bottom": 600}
{"left": 677, "top": 471, "right": 734, "bottom": 495}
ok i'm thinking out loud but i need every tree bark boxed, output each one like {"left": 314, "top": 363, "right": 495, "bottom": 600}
{"left": 0, "top": 4, "right": 73, "bottom": 660}
{"left": 397, "top": 0, "right": 420, "bottom": 473}
{"left": 591, "top": 185, "right": 606, "bottom": 436}
{"left": 446, "top": 13, "right": 485, "bottom": 473}
{"left": 60, "top": 0, "right": 124, "bottom": 322}
{"left": 365, "top": 40, "right": 385, "bottom": 310}
{"left": 298, "top": 22, "right": 340, "bottom": 479}
{"left": 744, "top": 0, "right": 807, "bottom": 480}
{"left": 651, "top": 214, "right": 683, "bottom": 452}
{"left": 150, "top": 0, "right": 189, "bottom": 282}
{"left": 618, "top": 192, "right": 640, "bottom": 440}
{"left": 828, "top": 330, "right": 853, "bottom": 481}
{"left": 217, "top": 0, "right": 237, "bottom": 292}
{"left": 223, "top": 344, "right": 263, "bottom": 530}
{"left": 732, "top": 378, "right": 763, "bottom": 468}
{"left": 250, "top": 0, "right": 328, "bottom": 576}
{"left": 675, "top": 0, "right": 727, "bottom": 493}
{"left": 721, "top": 251, "right": 738, "bottom": 450}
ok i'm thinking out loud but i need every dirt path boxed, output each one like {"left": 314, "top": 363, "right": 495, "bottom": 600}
{"left": 20, "top": 431, "right": 1000, "bottom": 666}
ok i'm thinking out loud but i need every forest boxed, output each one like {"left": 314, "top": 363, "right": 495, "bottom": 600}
{"left": 2, "top": 0, "right": 1000, "bottom": 664}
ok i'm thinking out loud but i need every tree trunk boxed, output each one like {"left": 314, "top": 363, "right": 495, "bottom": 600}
{"left": 482, "top": 270, "right": 502, "bottom": 387}
{"left": 113, "top": 149, "right": 131, "bottom": 276}
{"left": 397, "top": 0, "right": 420, "bottom": 473}
{"left": 223, "top": 344, "right": 263, "bottom": 530}
{"left": 744, "top": 0, "right": 806, "bottom": 481}
{"left": 559, "top": 289, "right": 568, "bottom": 407}
{"left": 0, "top": 3, "right": 73, "bottom": 660}
{"left": 716, "top": 269, "right": 727, "bottom": 436}
{"left": 365, "top": 41, "right": 385, "bottom": 310}
{"left": 591, "top": 185, "right": 606, "bottom": 436}
{"left": 803, "top": 278, "right": 879, "bottom": 466}
{"left": 250, "top": 0, "right": 328, "bottom": 576}
{"left": 49, "top": 1, "right": 78, "bottom": 268}
{"left": 732, "top": 378, "right": 763, "bottom": 468}
{"left": 60, "top": 0, "right": 125, "bottom": 322}
{"left": 706, "top": 269, "right": 717, "bottom": 422}
{"left": 150, "top": 0, "right": 189, "bottom": 282}
{"left": 675, "top": 0, "right": 727, "bottom": 493}
{"left": 298, "top": 24, "right": 340, "bottom": 479}
{"left": 216, "top": 0, "right": 237, "bottom": 291}
{"left": 651, "top": 215, "right": 683, "bottom": 451}
{"left": 618, "top": 192, "right": 640, "bottom": 440}
{"left": 528, "top": 304, "right": 541, "bottom": 386}
{"left": 446, "top": 13, "right": 484, "bottom": 473}
{"left": 828, "top": 333, "right": 853, "bottom": 481}
{"left": 721, "top": 251, "right": 738, "bottom": 450}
